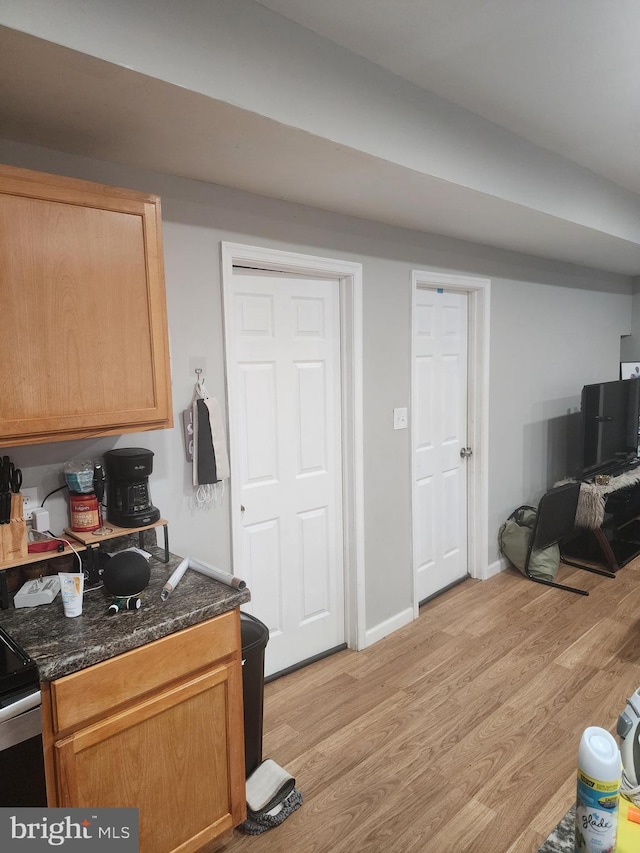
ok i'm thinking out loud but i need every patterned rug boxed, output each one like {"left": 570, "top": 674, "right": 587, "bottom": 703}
{"left": 536, "top": 805, "right": 574, "bottom": 853}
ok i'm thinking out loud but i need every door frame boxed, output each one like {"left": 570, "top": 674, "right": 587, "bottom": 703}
{"left": 411, "top": 270, "right": 491, "bottom": 617}
{"left": 220, "top": 242, "right": 366, "bottom": 651}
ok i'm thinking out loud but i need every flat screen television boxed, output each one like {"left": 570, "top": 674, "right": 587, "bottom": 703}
{"left": 580, "top": 379, "right": 640, "bottom": 476}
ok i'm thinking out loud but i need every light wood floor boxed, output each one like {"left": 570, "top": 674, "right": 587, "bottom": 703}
{"left": 223, "top": 557, "right": 640, "bottom": 853}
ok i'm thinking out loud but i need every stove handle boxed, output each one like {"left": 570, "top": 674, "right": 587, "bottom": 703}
{"left": 0, "top": 689, "right": 41, "bottom": 724}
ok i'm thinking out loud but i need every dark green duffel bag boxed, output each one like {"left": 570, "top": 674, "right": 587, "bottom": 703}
{"left": 498, "top": 505, "right": 560, "bottom": 581}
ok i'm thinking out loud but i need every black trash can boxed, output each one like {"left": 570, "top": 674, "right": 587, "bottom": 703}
{"left": 240, "top": 612, "right": 270, "bottom": 778}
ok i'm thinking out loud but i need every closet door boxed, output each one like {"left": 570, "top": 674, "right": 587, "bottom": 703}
{"left": 224, "top": 268, "right": 345, "bottom": 676}
{"left": 413, "top": 286, "right": 469, "bottom": 602}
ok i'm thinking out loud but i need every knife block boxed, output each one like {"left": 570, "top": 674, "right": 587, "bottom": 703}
{"left": 0, "top": 520, "right": 28, "bottom": 562}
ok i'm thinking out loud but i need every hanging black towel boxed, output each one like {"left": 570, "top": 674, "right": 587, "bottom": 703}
{"left": 196, "top": 398, "right": 217, "bottom": 485}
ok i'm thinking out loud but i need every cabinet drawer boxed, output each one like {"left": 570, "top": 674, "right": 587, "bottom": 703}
{"left": 51, "top": 609, "right": 240, "bottom": 733}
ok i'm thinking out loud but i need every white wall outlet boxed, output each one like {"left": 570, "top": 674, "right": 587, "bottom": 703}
{"left": 21, "top": 487, "right": 39, "bottom": 521}
{"left": 393, "top": 407, "right": 408, "bottom": 430}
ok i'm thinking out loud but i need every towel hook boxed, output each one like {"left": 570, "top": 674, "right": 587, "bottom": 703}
{"left": 193, "top": 368, "right": 209, "bottom": 400}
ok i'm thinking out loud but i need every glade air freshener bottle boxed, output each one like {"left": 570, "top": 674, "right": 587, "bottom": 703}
{"left": 574, "top": 726, "right": 621, "bottom": 853}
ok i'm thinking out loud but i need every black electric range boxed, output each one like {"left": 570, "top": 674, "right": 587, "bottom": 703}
{"left": 0, "top": 624, "right": 46, "bottom": 806}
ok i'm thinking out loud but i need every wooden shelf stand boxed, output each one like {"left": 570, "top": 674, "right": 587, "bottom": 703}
{"left": 0, "top": 519, "right": 169, "bottom": 609}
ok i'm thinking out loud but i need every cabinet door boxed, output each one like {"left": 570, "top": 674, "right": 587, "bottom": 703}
{"left": 0, "top": 165, "right": 172, "bottom": 446}
{"left": 53, "top": 665, "right": 246, "bottom": 853}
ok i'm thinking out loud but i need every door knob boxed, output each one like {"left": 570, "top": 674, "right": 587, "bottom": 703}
{"left": 460, "top": 447, "right": 473, "bottom": 459}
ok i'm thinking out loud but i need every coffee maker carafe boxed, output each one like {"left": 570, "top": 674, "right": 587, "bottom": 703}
{"left": 104, "top": 448, "right": 160, "bottom": 528}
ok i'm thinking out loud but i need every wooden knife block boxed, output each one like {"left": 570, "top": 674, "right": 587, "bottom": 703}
{"left": 0, "top": 519, "right": 28, "bottom": 562}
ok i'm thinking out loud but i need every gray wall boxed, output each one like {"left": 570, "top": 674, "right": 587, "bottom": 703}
{"left": 620, "top": 276, "right": 640, "bottom": 362}
{"left": 0, "top": 139, "right": 632, "bottom": 632}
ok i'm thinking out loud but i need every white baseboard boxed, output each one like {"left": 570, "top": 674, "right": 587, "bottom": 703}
{"left": 363, "top": 561, "right": 509, "bottom": 650}
{"left": 363, "top": 607, "right": 414, "bottom": 649}
{"left": 485, "top": 556, "right": 509, "bottom": 579}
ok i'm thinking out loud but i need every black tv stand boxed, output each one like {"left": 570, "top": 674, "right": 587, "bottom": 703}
{"left": 585, "top": 457, "right": 640, "bottom": 481}
{"left": 561, "top": 469, "right": 640, "bottom": 571}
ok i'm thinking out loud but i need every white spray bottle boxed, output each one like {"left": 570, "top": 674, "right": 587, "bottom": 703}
{"left": 574, "top": 726, "right": 621, "bottom": 853}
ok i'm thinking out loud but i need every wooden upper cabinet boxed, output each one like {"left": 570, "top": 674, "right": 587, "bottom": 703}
{"left": 0, "top": 164, "right": 173, "bottom": 446}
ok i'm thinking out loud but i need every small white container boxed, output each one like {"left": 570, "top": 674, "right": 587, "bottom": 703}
{"left": 574, "top": 726, "right": 621, "bottom": 852}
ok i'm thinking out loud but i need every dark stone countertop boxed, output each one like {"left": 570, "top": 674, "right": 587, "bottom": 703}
{"left": 537, "top": 806, "right": 573, "bottom": 853}
{"left": 0, "top": 550, "right": 251, "bottom": 682}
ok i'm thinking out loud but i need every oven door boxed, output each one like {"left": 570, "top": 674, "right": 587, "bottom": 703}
{"left": 0, "top": 689, "right": 47, "bottom": 807}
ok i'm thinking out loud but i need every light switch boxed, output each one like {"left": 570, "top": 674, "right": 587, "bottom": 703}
{"left": 393, "top": 407, "right": 408, "bottom": 430}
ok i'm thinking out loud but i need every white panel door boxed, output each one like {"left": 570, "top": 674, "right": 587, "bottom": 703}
{"left": 226, "top": 270, "right": 344, "bottom": 676}
{"left": 413, "top": 287, "right": 469, "bottom": 602}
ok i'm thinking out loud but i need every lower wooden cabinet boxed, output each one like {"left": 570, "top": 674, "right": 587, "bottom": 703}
{"left": 41, "top": 611, "right": 246, "bottom": 853}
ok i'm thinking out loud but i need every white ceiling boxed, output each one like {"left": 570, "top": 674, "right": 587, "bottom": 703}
{"left": 256, "top": 0, "right": 640, "bottom": 194}
{"left": 1, "top": 1, "right": 639, "bottom": 275}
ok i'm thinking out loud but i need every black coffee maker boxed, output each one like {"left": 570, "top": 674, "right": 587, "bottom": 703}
{"left": 103, "top": 448, "right": 160, "bottom": 528}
